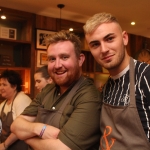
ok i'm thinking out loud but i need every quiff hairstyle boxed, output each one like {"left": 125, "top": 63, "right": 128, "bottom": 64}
{"left": 46, "top": 30, "right": 81, "bottom": 57}
{"left": 83, "top": 12, "right": 120, "bottom": 34}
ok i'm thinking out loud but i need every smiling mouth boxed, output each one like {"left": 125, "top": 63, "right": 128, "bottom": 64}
{"left": 55, "top": 70, "right": 66, "bottom": 75}
{"left": 102, "top": 54, "right": 113, "bottom": 61}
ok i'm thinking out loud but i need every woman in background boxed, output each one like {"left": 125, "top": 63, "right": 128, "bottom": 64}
{"left": 0, "top": 70, "right": 32, "bottom": 150}
{"left": 34, "top": 65, "right": 53, "bottom": 92}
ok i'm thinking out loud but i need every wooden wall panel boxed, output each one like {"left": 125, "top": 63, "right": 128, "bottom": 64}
{"left": 36, "top": 15, "right": 57, "bottom": 31}
{"left": 127, "top": 34, "right": 150, "bottom": 58}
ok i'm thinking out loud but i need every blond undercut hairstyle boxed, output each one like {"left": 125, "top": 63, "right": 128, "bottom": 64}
{"left": 46, "top": 30, "right": 81, "bottom": 58}
{"left": 83, "top": 12, "right": 119, "bottom": 34}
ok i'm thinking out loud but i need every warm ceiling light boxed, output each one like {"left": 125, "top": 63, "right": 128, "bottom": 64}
{"left": 69, "top": 28, "right": 73, "bottom": 31}
{"left": 131, "top": 22, "right": 135, "bottom": 25}
{"left": 1, "top": 15, "right": 6, "bottom": 19}
{"left": 0, "top": 9, "right": 6, "bottom": 19}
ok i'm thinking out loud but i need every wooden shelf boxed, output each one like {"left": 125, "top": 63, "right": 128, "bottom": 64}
{"left": 0, "top": 7, "right": 34, "bottom": 98}
{"left": 0, "top": 66, "right": 30, "bottom": 69}
{"left": 0, "top": 38, "right": 31, "bottom": 44}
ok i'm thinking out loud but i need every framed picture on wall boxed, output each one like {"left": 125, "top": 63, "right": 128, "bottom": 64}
{"left": 36, "top": 29, "right": 55, "bottom": 49}
{"left": 37, "top": 50, "right": 48, "bottom": 67}
{"left": 0, "top": 27, "right": 17, "bottom": 40}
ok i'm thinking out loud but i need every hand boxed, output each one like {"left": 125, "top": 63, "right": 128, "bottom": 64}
{"left": 0, "top": 143, "right": 6, "bottom": 150}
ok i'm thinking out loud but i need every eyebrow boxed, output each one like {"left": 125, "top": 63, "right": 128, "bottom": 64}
{"left": 35, "top": 79, "right": 41, "bottom": 81}
{"left": 89, "top": 33, "right": 115, "bottom": 45}
{"left": 104, "top": 33, "right": 114, "bottom": 40}
{"left": 48, "top": 53, "right": 69, "bottom": 58}
{"left": 89, "top": 40, "right": 99, "bottom": 45}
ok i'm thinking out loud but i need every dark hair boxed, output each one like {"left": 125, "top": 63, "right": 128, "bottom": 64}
{"left": 0, "top": 70, "right": 22, "bottom": 92}
{"left": 35, "top": 65, "right": 50, "bottom": 80}
{"left": 46, "top": 30, "right": 81, "bottom": 57}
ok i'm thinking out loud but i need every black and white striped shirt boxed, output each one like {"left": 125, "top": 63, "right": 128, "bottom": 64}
{"left": 104, "top": 59, "right": 150, "bottom": 141}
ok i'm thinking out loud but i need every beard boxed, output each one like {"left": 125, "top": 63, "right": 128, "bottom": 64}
{"left": 51, "top": 66, "right": 81, "bottom": 87}
{"left": 102, "top": 47, "right": 126, "bottom": 70}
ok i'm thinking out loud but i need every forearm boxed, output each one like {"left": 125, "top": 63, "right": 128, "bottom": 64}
{"left": 0, "top": 133, "right": 18, "bottom": 149}
{"left": 25, "top": 137, "right": 71, "bottom": 150}
{"left": 11, "top": 115, "right": 60, "bottom": 140}
{"left": 11, "top": 115, "right": 37, "bottom": 140}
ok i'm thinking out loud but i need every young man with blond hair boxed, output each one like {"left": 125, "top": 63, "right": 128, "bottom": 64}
{"left": 84, "top": 12, "right": 150, "bottom": 150}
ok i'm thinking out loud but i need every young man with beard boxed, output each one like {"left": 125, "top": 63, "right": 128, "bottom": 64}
{"left": 83, "top": 12, "right": 150, "bottom": 149}
{"left": 11, "top": 30, "right": 101, "bottom": 150}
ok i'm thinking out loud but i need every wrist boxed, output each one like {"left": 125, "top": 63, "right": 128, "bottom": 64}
{"left": 33, "top": 123, "right": 45, "bottom": 136}
{"left": 3, "top": 142, "right": 8, "bottom": 149}
{"left": 39, "top": 124, "right": 47, "bottom": 138}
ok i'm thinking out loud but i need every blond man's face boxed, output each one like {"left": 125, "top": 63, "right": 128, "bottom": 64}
{"left": 85, "top": 22, "right": 128, "bottom": 75}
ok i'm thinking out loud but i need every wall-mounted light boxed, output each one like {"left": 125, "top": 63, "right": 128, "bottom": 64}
{"left": 1, "top": 14, "right": 6, "bottom": 19}
{"left": 0, "top": 9, "right": 6, "bottom": 19}
{"left": 69, "top": 28, "right": 73, "bottom": 32}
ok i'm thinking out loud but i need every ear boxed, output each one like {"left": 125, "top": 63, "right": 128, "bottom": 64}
{"left": 12, "top": 85, "right": 17, "bottom": 91}
{"left": 78, "top": 53, "right": 85, "bottom": 67}
{"left": 47, "top": 77, "right": 53, "bottom": 84}
{"left": 122, "top": 31, "right": 128, "bottom": 46}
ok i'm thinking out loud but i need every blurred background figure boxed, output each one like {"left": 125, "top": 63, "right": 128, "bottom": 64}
{"left": 0, "top": 70, "right": 32, "bottom": 150}
{"left": 34, "top": 65, "right": 53, "bottom": 92}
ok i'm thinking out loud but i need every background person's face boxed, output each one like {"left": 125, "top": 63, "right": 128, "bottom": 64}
{"left": 47, "top": 41, "right": 82, "bottom": 91}
{"left": 34, "top": 72, "right": 49, "bottom": 92}
{"left": 0, "top": 78, "right": 16, "bottom": 99}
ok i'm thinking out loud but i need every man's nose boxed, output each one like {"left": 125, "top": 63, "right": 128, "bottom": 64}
{"left": 54, "top": 59, "right": 62, "bottom": 68}
{"left": 101, "top": 43, "right": 108, "bottom": 53}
